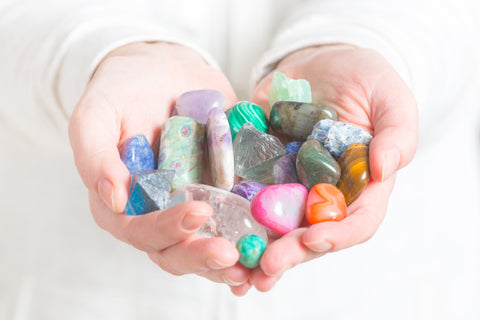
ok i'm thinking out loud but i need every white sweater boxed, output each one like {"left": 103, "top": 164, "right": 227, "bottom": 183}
{"left": 0, "top": 0, "right": 479, "bottom": 319}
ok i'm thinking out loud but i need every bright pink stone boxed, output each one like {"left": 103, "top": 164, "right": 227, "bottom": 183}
{"left": 250, "top": 183, "right": 308, "bottom": 236}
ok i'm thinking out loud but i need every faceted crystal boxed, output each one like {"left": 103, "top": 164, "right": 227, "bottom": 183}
{"left": 120, "top": 134, "right": 156, "bottom": 174}
{"left": 231, "top": 181, "right": 267, "bottom": 202}
{"left": 272, "top": 153, "right": 300, "bottom": 184}
{"left": 269, "top": 72, "right": 312, "bottom": 106}
{"left": 174, "top": 89, "right": 225, "bottom": 124}
{"left": 169, "top": 184, "right": 268, "bottom": 244}
{"left": 306, "top": 183, "right": 346, "bottom": 224}
{"left": 337, "top": 143, "right": 370, "bottom": 205}
{"left": 236, "top": 234, "right": 266, "bottom": 269}
{"left": 233, "top": 123, "right": 286, "bottom": 184}
{"left": 228, "top": 101, "right": 268, "bottom": 141}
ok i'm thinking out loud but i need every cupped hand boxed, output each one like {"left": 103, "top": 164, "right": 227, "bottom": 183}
{"left": 249, "top": 44, "right": 418, "bottom": 291}
{"left": 68, "top": 42, "right": 252, "bottom": 293}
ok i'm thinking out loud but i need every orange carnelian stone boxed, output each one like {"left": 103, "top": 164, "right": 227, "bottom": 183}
{"left": 306, "top": 183, "right": 347, "bottom": 224}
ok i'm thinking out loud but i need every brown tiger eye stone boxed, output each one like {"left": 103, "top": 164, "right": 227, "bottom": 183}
{"left": 337, "top": 143, "right": 370, "bottom": 205}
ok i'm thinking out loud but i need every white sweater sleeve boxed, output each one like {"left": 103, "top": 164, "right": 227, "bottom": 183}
{"left": 252, "top": 0, "right": 479, "bottom": 142}
{"left": 0, "top": 0, "right": 217, "bottom": 146}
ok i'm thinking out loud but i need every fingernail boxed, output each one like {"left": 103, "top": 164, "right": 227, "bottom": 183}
{"left": 206, "top": 257, "right": 232, "bottom": 270}
{"left": 304, "top": 240, "right": 332, "bottom": 253}
{"left": 181, "top": 211, "right": 211, "bottom": 232}
{"left": 98, "top": 179, "right": 115, "bottom": 211}
{"left": 381, "top": 149, "right": 400, "bottom": 182}
{"left": 222, "top": 275, "right": 247, "bottom": 286}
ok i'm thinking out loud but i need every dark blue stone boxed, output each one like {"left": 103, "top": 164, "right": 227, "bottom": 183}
{"left": 285, "top": 141, "right": 303, "bottom": 154}
{"left": 120, "top": 135, "right": 156, "bottom": 174}
{"left": 125, "top": 169, "right": 175, "bottom": 215}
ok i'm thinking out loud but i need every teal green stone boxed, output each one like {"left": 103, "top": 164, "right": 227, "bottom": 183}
{"left": 227, "top": 101, "right": 268, "bottom": 141}
{"left": 236, "top": 234, "right": 267, "bottom": 269}
{"left": 270, "top": 101, "right": 337, "bottom": 140}
{"left": 269, "top": 72, "right": 312, "bottom": 106}
{"left": 158, "top": 116, "right": 205, "bottom": 191}
{"left": 296, "top": 139, "right": 341, "bottom": 189}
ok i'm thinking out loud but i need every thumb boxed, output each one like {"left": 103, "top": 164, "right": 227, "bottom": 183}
{"left": 250, "top": 72, "right": 274, "bottom": 112}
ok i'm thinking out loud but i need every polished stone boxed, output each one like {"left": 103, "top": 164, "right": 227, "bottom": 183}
{"left": 228, "top": 101, "right": 268, "bottom": 141}
{"left": 169, "top": 184, "right": 268, "bottom": 244}
{"left": 272, "top": 153, "right": 300, "bottom": 184}
{"left": 174, "top": 89, "right": 225, "bottom": 124}
{"left": 236, "top": 234, "right": 267, "bottom": 269}
{"left": 285, "top": 141, "right": 303, "bottom": 154}
{"left": 158, "top": 116, "right": 205, "bottom": 191}
{"left": 308, "top": 119, "right": 372, "bottom": 158}
{"left": 296, "top": 139, "right": 341, "bottom": 189}
{"left": 125, "top": 169, "right": 175, "bottom": 215}
{"left": 305, "top": 183, "right": 346, "bottom": 224}
{"left": 206, "top": 107, "right": 234, "bottom": 191}
{"left": 233, "top": 123, "right": 286, "bottom": 184}
{"left": 270, "top": 101, "right": 337, "bottom": 139}
{"left": 231, "top": 181, "right": 267, "bottom": 202}
{"left": 337, "top": 143, "right": 370, "bottom": 205}
{"left": 251, "top": 183, "right": 308, "bottom": 236}
{"left": 269, "top": 72, "right": 312, "bottom": 106}
{"left": 120, "top": 134, "right": 156, "bottom": 174}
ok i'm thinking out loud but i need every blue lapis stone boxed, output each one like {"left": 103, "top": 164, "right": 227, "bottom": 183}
{"left": 125, "top": 169, "right": 175, "bottom": 215}
{"left": 285, "top": 141, "right": 303, "bottom": 154}
{"left": 120, "top": 135, "right": 156, "bottom": 174}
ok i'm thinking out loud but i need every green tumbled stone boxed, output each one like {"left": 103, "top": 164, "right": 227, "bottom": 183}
{"left": 269, "top": 72, "right": 312, "bottom": 107}
{"left": 228, "top": 101, "right": 268, "bottom": 141}
{"left": 158, "top": 116, "right": 205, "bottom": 191}
{"left": 296, "top": 140, "right": 341, "bottom": 189}
{"left": 270, "top": 101, "right": 338, "bottom": 140}
{"left": 236, "top": 234, "right": 267, "bottom": 269}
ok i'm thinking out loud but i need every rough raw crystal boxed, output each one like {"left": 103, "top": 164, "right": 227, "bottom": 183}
{"left": 308, "top": 119, "right": 373, "bottom": 158}
{"left": 120, "top": 134, "right": 156, "bottom": 174}
{"left": 227, "top": 101, "right": 268, "bottom": 141}
{"left": 206, "top": 107, "right": 234, "bottom": 191}
{"left": 236, "top": 234, "right": 266, "bottom": 269}
{"left": 285, "top": 141, "right": 303, "bottom": 154}
{"left": 125, "top": 169, "right": 175, "bottom": 215}
{"left": 251, "top": 183, "right": 308, "bottom": 236}
{"left": 272, "top": 153, "right": 300, "bottom": 184}
{"left": 233, "top": 123, "right": 286, "bottom": 184}
{"left": 336, "top": 143, "right": 370, "bottom": 205}
{"left": 169, "top": 184, "right": 268, "bottom": 244}
{"left": 174, "top": 89, "right": 225, "bottom": 124}
{"left": 269, "top": 72, "right": 312, "bottom": 106}
{"left": 270, "top": 101, "right": 337, "bottom": 139}
{"left": 296, "top": 139, "right": 341, "bottom": 189}
{"left": 231, "top": 181, "right": 267, "bottom": 202}
{"left": 306, "top": 183, "right": 346, "bottom": 224}
{"left": 158, "top": 116, "right": 205, "bottom": 191}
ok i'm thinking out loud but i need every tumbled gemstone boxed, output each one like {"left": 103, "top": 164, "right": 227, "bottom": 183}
{"left": 169, "top": 184, "right": 268, "bottom": 244}
{"left": 206, "top": 108, "right": 234, "bottom": 191}
{"left": 233, "top": 123, "right": 285, "bottom": 184}
{"left": 227, "top": 101, "right": 268, "bottom": 141}
{"left": 236, "top": 234, "right": 267, "bottom": 269}
{"left": 120, "top": 134, "right": 156, "bottom": 174}
{"left": 231, "top": 181, "right": 267, "bottom": 202}
{"left": 296, "top": 139, "right": 341, "bottom": 189}
{"left": 174, "top": 89, "right": 225, "bottom": 124}
{"left": 308, "top": 119, "right": 372, "bottom": 158}
{"left": 337, "top": 143, "right": 370, "bottom": 205}
{"left": 305, "top": 183, "right": 347, "bottom": 224}
{"left": 125, "top": 169, "right": 175, "bottom": 215}
{"left": 285, "top": 141, "right": 303, "bottom": 154}
{"left": 251, "top": 183, "right": 308, "bottom": 236}
{"left": 158, "top": 116, "right": 205, "bottom": 191}
{"left": 272, "top": 153, "right": 300, "bottom": 184}
{"left": 270, "top": 101, "right": 337, "bottom": 139}
{"left": 269, "top": 72, "right": 312, "bottom": 106}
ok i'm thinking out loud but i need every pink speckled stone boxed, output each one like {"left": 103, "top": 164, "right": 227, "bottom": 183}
{"left": 250, "top": 183, "right": 308, "bottom": 236}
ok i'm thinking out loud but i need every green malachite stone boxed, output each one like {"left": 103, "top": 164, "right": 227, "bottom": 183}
{"left": 270, "top": 101, "right": 338, "bottom": 140}
{"left": 228, "top": 101, "right": 268, "bottom": 141}
{"left": 296, "top": 139, "right": 341, "bottom": 189}
{"left": 236, "top": 234, "right": 267, "bottom": 269}
{"left": 269, "top": 72, "right": 312, "bottom": 107}
{"left": 158, "top": 116, "right": 205, "bottom": 191}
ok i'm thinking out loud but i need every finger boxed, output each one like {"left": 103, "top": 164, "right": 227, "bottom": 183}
{"left": 250, "top": 267, "right": 281, "bottom": 292}
{"left": 369, "top": 74, "right": 418, "bottom": 182}
{"left": 69, "top": 93, "right": 130, "bottom": 212}
{"left": 250, "top": 72, "right": 272, "bottom": 111}
{"left": 200, "top": 263, "right": 251, "bottom": 286}
{"left": 230, "top": 281, "right": 253, "bottom": 296}
{"left": 302, "top": 176, "right": 395, "bottom": 253}
{"left": 90, "top": 192, "right": 213, "bottom": 252}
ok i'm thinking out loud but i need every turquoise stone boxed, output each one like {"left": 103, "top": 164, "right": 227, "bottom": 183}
{"left": 270, "top": 101, "right": 337, "bottom": 140}
{"left": 158, "top": 116, "right": 205, "bottom": 191}
{"left": 227, "top": 101, "right": 268, "bottom": 141}
{"left": 236, "top": 234, "right": 267, "bottom": 269}
{"left": 269, "top": 72, "right": 312, "bottom": 106}
{"left": 296, "top": 139, "right": 341, "bottom": 189}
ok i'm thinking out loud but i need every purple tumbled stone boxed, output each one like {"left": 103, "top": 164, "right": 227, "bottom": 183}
{"left": 231, "top": 181, "right": 267, "bottom": 202}
{"left": 174, "top": 90, "right": 226, "bottom": 124}
{"left": 272, "top": 153, "right": 300, "bottom": 184}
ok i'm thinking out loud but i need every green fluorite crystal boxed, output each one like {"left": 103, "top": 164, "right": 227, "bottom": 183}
{"left": 269, "top": 72, "right": 312, "bottom": 106}
{"left": 227, "top": 101, "right": 268, "bottom": 141}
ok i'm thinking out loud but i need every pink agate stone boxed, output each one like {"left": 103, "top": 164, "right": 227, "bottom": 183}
{"left": 250, "top": 183, "right": 308, "bottom": 236}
